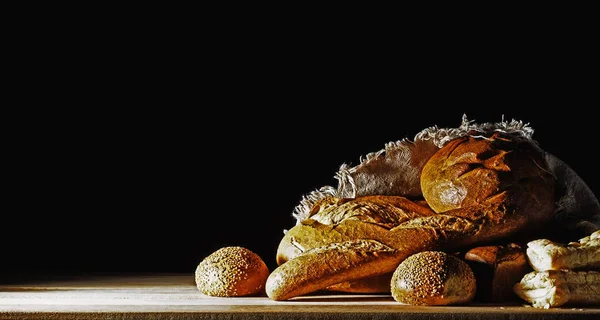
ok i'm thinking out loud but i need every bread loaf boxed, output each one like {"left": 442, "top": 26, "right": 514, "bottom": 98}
{"left": 277, "top": 195, "right": 435, "bottom": 265}
{"left": 526, "top": 230, "right": 599, "bottom": 271}
{"left": 391, "top": 251, "right": 476, "bottom": 305}
{"left": 513, "top": 270, "right": 600, "bottom": 308}
{"left": 195, "top": 246, "right": 269, "bottom": 297}
{"left": 464, "top": 243, "right": 531, "bottom": 302}
{"left": 266, "top": 239, "right": 403, "bottom": 301}
{"left": 420, "top": 134, "right": 556, "bottom": 242}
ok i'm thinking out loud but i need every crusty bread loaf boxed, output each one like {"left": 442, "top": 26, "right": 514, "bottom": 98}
{"left": 195, "top": 246, "right": 270, "bottom": 297}
{"left": 420, "top": 134, "right": 556, "bottom": 240}
{"left": 277, "top": 195, "right": 435, "bottom": 265}
{"left": 513, "top": 269, "right": 600, "bottom": 308}
{"left": 391, "top": 251, "right": 476, "bottom": 305}
{"left": 266, "top": 239, "right": 403, "bottom": 301}
{"left": 464, "top": 243, "right": 531, "bottom": 302}
{"left": 525, "top": 230, "right": 599, "bottom": 271}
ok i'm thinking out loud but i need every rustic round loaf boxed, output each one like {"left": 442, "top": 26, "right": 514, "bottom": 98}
{"left": 391, "top": 251, "right": 476, "bottom": 305}
{"left": 419, "top": 133, "right": 556, "bottom": 242}
{"left": 195, "top": 246, "right": 270, "bottom": 297}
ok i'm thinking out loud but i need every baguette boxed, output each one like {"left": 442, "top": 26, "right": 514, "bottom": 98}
{"left": 277, "top": 216, "right": 404, "bottom": 267}
{"left": 266, "top": 239, "right": 403, "bottom": 301}
{"left": 526, "top": 230, "right": 600, "bottom": 271}
{"left": 513, "top": 269, "right": 600, "bottom": 308}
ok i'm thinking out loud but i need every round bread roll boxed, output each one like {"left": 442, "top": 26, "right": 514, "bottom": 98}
{"left": 195, "top": 246, "right": 270, "bottom": 297}
{"left": 391, "top": 251, "right": 476, "bottom": 305}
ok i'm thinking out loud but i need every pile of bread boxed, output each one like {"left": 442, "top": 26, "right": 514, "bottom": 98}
{"left": 194, "top": 117, "right": 600, "bottom": 308}
{"left": 195, "top": 230, "right": 599, "bottom": 308}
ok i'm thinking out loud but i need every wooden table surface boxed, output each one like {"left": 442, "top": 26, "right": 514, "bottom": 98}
{"left": 0, "top": 273, "right": 598, "bottom": 320}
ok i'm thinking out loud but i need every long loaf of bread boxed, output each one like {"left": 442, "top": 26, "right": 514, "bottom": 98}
{"left": 526, "top": 230, "right": 600, "bottom": 271}
{"left": 513, "top": 270, "right": 600, "bottom": 308}
{"left": 266, "top": 239, "right": 403, "bottom": 300}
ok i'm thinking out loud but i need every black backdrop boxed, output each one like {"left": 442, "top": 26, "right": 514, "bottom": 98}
{"left": 3, "top": 29, "right": 598, "bottom": 278}
{"left": 4, "top": 97, "right": 598, "bottom": 277}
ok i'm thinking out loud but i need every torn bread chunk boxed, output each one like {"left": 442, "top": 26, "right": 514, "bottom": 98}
{"left": 464, "top": 243, "right": 531, "bottom": 302}
{"left": 526, "top": 230, "right": 599, "bottom": 271}
{"left": 513, "top": 270, "right": 600, "bottom": 308}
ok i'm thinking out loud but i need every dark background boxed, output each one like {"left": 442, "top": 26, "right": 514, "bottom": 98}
{"left": 4, "top": 93, "right": 598, "bottom": 277}
{"left": 2, "top": 17, "right": 598, "bottom": 280}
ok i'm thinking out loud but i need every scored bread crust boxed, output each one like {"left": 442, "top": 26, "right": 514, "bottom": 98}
{"left": 513, "top": 269, "right": 600, "bottom": 308}
{"left": 526, "top": 230, "right": 600, "bottom": 271}
{"left": 276, "top": 195, "right": 435, "bottom": 266}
